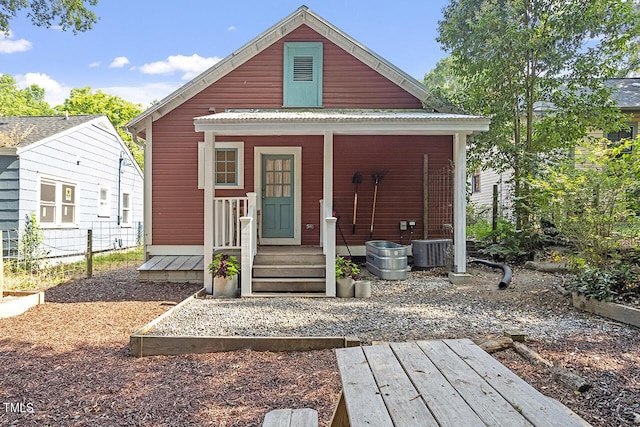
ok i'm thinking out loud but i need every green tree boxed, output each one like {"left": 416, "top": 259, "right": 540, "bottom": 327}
{"left": 0, "top": 74, "right": 54, "bottom": 116}
{"left": 437, "top": 0, "right": 637, "bottom": 229}
{"left": 1, "top": 0, "right": 98, "bottom": 34}
{"left": 57, "top": 87, "right": 144, "bottom": 168}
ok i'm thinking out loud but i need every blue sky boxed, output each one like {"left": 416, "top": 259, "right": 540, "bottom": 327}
{"left": 1, "top": 1, "right": 451, "bottom": 108}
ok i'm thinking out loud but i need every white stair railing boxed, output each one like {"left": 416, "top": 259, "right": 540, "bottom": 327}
{"left": 213, "top": 197, "right": 249, "bottom": 249}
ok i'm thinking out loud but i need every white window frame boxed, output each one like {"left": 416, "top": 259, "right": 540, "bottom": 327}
{"left": 121, "top": 192, "right": 131, "bottom": 227}
{"left": 38, "top": 175, "right": 78, "bottom": 228}
{"left": 198, "top": 141, "right": 244, "bottom": 190}
{"left": 98, "top": 187, "right": 110, "bottom": 218}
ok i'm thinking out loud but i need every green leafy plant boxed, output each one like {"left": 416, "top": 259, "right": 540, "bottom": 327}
{"left": 208, "top": 254, "right": 240, "bottom": 279}
{"left": 335, "top": 256, "right": 360, "bottom": 280}
{"left": 17, "top": 212, "right": 47, "bottom": 273}
{"left": 570, "top": 261, "right": 640, "bottom": 302}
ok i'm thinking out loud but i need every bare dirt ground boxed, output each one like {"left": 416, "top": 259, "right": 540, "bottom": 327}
{"left": 0, "top": 266, "right": 638, "bottom": 426}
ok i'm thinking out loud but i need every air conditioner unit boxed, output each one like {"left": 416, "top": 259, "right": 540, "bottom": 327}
{"left": 412, "top": 239, "right": 452, "bottom": 268}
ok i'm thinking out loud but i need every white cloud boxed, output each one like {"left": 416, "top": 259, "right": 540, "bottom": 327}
{"left": 0, "top": 31, "right": 32, "bottom": 54}
{"left": 109, "top": 56, "right": 130, "bottom": 68}
{"left": 136, "top": 54, "right": 222, "bottom": 80}
{"left": 15, "top": 73, "right": 71, "bottom": 106}
{"left": 98, "top": 82, "right": 181, "bottom": 108}
{"left": 227, "top": 26, "right": 236, "bottom": 31}
{"left": 89, "top": 61, "right": 101, "bottom": 68}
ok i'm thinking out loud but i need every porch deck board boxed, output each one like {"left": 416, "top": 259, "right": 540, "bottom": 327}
{"left": 138, "top": 256, "right": 205, "bottom": 272}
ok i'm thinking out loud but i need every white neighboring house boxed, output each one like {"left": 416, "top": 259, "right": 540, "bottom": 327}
{"left": 469, "top": 78, "right": 640, "bottom": 223}
{"left": 0, "top": 115, "right": 144, "bottom": 259}
{"left": 469, "top": 166, "right": 514, "bottom": 222}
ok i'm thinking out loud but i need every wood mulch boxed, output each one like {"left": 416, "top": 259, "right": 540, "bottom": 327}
{"left": 0, "top": 269, "right": 341, "bottom": 426}
{"left": 1, "top": 266, "right": 638, "bottom": 426}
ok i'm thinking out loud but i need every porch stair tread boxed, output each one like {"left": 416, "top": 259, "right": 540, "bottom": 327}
{"left": 252, "top": 277, "right": 326, "bottom": 293}
{"left": 248, "top": 292, "right": 330, "bottom": 298}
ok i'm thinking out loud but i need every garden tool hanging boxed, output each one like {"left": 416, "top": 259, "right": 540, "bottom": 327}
{"left": 370, "top": 171, "right": 385, "bottom": 239}
{"left": 351, "top": 172, "right": 362, "bottom": 234}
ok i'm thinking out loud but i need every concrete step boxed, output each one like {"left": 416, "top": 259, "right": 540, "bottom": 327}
{"left": 252, "top": 278, "right": 326, "bottom": 293}
{"left": 253, "top": 264, "right": 326, "bottom": 278}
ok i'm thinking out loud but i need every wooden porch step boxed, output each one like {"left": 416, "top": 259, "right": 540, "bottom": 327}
{"left": 252, "top": 278, "right": 326, "bottom": 293}
{"left": 253, "top": 253, "right": 326, "bottom": 265}
{"left": 253, "top": 264, "right": 326, "bottom": 278}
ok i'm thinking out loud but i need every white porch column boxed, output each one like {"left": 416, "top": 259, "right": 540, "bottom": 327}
{"left": 449, "top": 132, "right": 471, "bottom": 284}
{"left": 204, "top": 132, "right": 215, "bottom": 293}
{"left": 323, "top": 131, "right": 333, "bottom": 217}
{"left": 323, "top": 131, "right": 336, "bottom": 296}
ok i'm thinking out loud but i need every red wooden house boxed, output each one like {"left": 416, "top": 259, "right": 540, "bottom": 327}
{"left": 127, "top": 6, "right": 489, "bottom": 296}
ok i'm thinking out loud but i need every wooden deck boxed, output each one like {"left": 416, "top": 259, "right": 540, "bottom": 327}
{"left": 137, "top": 255, "right": 205, "bottom": 282}
{"left": 333, "top": 339, "right": 590, "bottom": 427}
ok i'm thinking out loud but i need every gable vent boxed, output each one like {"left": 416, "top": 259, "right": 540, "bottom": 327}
{"left": 293, "top": 56, "right": 313, "bottom": 81}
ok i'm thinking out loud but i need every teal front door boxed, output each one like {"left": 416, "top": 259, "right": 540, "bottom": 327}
{"left": 262, "top": 154, "right": 294, "bottom": 238}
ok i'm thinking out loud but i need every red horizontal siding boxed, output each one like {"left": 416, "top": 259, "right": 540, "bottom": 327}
{"left": 151, "top": 23, "right": 430, "bottom": 245}
{"left": 333, "top": 136, "right": 453, "bottom": 245}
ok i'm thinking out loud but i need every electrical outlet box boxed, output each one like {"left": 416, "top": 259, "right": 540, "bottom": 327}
{"left": 399, "top": 221, "right": 408, "bottom": 231}
{"left": 408, "top": 220, "right": 416, "bottom": 228}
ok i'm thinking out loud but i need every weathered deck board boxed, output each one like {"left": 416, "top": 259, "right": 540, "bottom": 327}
{"left": 138, "top": 256, "right": 204, "bottom": 272}
{"left": 334, "top": 340, "right": 590, "bottom": 427}
{"left": 444, "top": 338, "right": 589, "bottom": 427}
{"left": 390, "top": 341, "right": 485, "bottom": 427}
{"left": 417, "top": 340, "right": 531, "bottom": 426}
{"left": 335, "top": 346, "right": 393, "bottom": 426}
{"left": 363, "top": 344, "right": 437, "bottom": 426}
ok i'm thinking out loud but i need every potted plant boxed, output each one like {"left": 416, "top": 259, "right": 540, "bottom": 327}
{"left": 336, "top": 256, "right": 359, "bottom": 298}
{"left": 208, "top": 253, "right": 240, "bottom": 297}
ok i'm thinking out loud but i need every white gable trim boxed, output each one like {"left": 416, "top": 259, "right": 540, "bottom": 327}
{"left": 126, "top": 6, "right": 432, "bottom": 135}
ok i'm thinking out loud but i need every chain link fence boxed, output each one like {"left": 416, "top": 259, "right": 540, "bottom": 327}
{"left": 1, "top": 221, "right": 143, "bottom": 291}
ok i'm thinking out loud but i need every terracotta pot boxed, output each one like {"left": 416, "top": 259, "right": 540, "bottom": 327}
{"left": 337, "top": 278, "right": 355, "bottom": 298}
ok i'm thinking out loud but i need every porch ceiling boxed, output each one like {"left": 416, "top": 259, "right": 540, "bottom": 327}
{"left": 193, "top": 110, "right": 491, "bottom": 136}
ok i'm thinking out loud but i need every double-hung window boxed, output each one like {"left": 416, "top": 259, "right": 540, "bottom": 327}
{"left": 39, "top": 177, "right": 77, "bottom": 226}
{"left": 283, "top": 42, "right": 323, "bottom": 107}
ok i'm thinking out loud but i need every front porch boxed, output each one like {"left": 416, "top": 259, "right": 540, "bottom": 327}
{"left": 138, "top": 245, "right": 330, "bottom": 297}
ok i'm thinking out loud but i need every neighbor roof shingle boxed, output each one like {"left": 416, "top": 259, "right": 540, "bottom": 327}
{"left": 0, "top": 115, "right": 103, "bottom": 147}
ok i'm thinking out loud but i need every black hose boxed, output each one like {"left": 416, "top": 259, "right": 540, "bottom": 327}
{"left": 469, "top": 259, "right": 512, "bottom": 289}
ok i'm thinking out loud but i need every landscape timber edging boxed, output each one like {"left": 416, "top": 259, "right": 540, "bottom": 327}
{"left": 129, "top": 288, "right": 361, "bottom": 357}
{"left": 0, "top": 291, "right": 45, "bottom": 319}
{"left": 572, "top": 293, "right": 640, "bottom": 328}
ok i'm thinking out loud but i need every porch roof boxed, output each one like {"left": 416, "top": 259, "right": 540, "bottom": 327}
{"left": 194, "top": 109, "right": 491, "bottom": 136}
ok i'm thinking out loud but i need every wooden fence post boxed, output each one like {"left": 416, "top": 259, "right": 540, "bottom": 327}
{"left": 86, "top": 229, "right": 93, "bottom": 278}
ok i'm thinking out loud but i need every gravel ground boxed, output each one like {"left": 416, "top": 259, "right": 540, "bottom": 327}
{"left": 148, "top": 269, "right": 609, "bottom": 344}
{"left": 1, "top": 265, "right": 638, "bottom": 426}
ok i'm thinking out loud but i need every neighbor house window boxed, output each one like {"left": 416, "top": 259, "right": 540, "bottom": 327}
{"left": 283, "top": 42, "right": 323, "bottom": 107}
{"left": 472, "top": 169, "right": 481, "bottom": 193}
{"left": 98, "top": 187, "right": 110, "bottom": 217}
{"left": 121, "top": 193, "right": 131, "bottom": 226}
{"left": 39, "top": 177, "right": 77, "bottom": 226}
{"left": 607, "top": 123, "right": 637, "bottom": 153}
